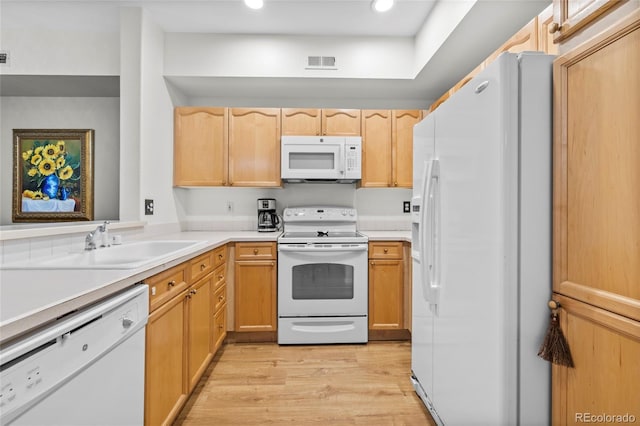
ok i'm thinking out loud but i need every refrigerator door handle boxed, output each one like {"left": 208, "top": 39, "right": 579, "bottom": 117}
{"left": 420, "top": 159, "right": 433, "bottom": 303}
{"left": 428, "top": 160, "right": 441, "bottom": 309}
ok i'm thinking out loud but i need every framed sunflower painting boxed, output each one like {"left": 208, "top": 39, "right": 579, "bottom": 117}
{"left": 13, "top": 129, "right": 94, "bottom": 222}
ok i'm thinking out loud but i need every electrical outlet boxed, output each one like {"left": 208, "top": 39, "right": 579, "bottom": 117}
{"left": 145, "top": 199, "right": 154, "bottom": 215}
{"left": 225, "top": 201, "right": 233, "bottom": 213}
{"left": 403, "top": 201, "right": 411, "bottom": 213}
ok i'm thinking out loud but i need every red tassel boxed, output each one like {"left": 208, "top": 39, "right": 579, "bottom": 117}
{"left": 538, "top": 309, "right": 574, "bottom": 368}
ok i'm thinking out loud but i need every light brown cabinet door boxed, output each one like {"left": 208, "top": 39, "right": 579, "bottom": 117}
{"left": 186, "top": 275, "right": 213, "bottom": 392}
{"left": 321, "top": 109, "right": 361, "bottom": 136}
{"left": 281, "top": 108, "right": 321, "bottom": 135}
{"left": 145, "top": 290, "right": 188, "bottom": 426}
{"left": 538, "top": 4, "right": 558, "bottom": 55}
{"left": 550, "top": 0, "right": 623, "bottom": 42}
{"left": 485, "top": 16, "right": 538, "bottom": 66}
{"left": 174, "top": 107, "right": 228, "bottom": 186}
{"left": 392, "top": 110, "right": 421, "bottom": 188}
{"left": 360, "top": 110, "right": 392, "bottom": 187}
{"left": 212, "top": 302, "right": 227, "bottom": 352}
{"left": 553, "top": 12, "right": 640, "bottom": 321}
{"left": 228, "top": 108, "right": 281, "bottom": 187}
{"left": 368, "top": 259, "right": 404, "bottom": 329}
{"left": 234, "top": 259, "right": 277, "bottom": 332}
{"left": 551, "top": 294, "right": 640, "bottom": 425}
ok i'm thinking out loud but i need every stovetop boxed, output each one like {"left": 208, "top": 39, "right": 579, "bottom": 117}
{"left": 279, "top": 207, "right": 367, "bottom": 244}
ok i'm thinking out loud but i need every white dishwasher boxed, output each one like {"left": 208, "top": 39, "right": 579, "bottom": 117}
{"left": 0, "top": 284, "right": 148, "bottom": 425}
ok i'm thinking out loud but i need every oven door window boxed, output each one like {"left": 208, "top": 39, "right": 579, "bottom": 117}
{"left": 291, "top": 263, "right": 354, "bottom": 299}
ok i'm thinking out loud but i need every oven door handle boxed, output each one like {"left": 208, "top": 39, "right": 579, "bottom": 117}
{"left": 278, "top": 244, "right": 368, "bottom": 253}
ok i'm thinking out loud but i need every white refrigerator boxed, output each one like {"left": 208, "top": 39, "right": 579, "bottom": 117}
{"left": 410, "top": 52, "right": 553, "bottom": 426}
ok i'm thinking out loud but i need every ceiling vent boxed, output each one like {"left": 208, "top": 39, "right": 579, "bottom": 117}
{"left": 306, "top": 56, "right": 337, "bottom": 70}
{"left": 0, "top": 51, "right": 8, "bottom": 65}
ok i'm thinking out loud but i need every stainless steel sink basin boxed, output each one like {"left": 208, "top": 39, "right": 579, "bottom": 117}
{"left": 1, "top": 240, "right": 209, "bottom": 270}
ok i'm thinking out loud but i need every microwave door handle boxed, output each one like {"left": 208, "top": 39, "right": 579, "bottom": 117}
{"left": 338, "top": 144, "right": 344, "bottom": 176}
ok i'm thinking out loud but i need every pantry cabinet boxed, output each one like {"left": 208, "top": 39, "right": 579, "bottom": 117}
{"left": 368, "top": 242, "right": 404, "bottom": 330}
{"left": 552, "top": 10, "right": 640, "bottom": 424}
{"left": 144, "top": 246, "right": 227, "bottom": 426}
{"left": 281, "top": 108, "right": 361, "bottom": 136}
{"left": 234, "top": 242, "right": 278, "bottom": 332}
{"left": 228, "top": 108, "right": 281, "bottom": 187}
{"left": 360, "top": 110, "right": 421, "bottom": 188}
{"left": 549, "top": 0, "right": 623, "bottom": 42}
{"left": 174, "top": 107, "right": 228, "bottom": 186}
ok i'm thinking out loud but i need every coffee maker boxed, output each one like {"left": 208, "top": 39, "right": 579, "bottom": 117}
{"left": 257, "top": 198, "right": 280, "bottom": 232}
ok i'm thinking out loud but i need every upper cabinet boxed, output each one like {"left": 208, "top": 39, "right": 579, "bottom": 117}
{"left": 228, "top": 108, "right": 281, "bottom": 187}
{"left": 392, "top": 110, "right": 422, "bottom": 188}
{"left": 281, "top": 108, "right": 322, "bottom": 136}
{"left": 174, "top": 107, "right": 228, "bottom": 186}
{"left": 360, "top": 109, "right": 421, "bottom": 188}
{"left": 484, "top": 16, "right": 539, "bottom": 65}
{"left": 549, "top": 0, "right": 624, "bottom": 42}
{"left": 281, "top": 108, "right": 361, "bottom": 136}
{"left": 429, "top": 5, "right": 559, "bottom": 113}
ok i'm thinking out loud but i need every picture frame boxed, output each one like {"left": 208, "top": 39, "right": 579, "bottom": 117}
{"left": 13, "top": 129, "right": 94, "bottom": 222}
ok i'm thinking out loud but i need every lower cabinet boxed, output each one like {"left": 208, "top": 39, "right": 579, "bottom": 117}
{"left": 234, "top": 242, "right": 277, "bottom": 333}
{"left": 145, "top": 289, "right": 188, "bottom": 426}
{"left": 144, "top": 245, "right": 227, "bottom": 426}
{"left": 368, "top": 242, "right": 404, "bottom": 330}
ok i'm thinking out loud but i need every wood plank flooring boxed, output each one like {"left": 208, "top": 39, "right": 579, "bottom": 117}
{"left": 174, "top": 341, "right": 436, "bottom": 425}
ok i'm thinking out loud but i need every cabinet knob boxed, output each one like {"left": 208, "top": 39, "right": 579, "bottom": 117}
{"left": 168, "top": 280, "right": 176, "bottom": 287}
{"left": 271, "top": 262, "right": 275, "bottom": 267}
{"left": 253, "top": 249, "right": 259, "bottom": 255}
{"left": 383, "top": 248, "right": 388, "bottom": 253}
{"left": 370, "top": 261, "right": 375, "bottom": 266}
{"left": 549, "top": 22, "right": 561, "bottom": 34}
{"left": 218, "top": 324, "right": 224, "bottom": 329}
{"left": 218, "top": 254, "right": 223, "bottom": 259}
{"left": 190, "top": 289, "right": 197, "bottom": 295}
{"left": 200, "top": 264, "right": 206, "bottom": 271}
{"left": 218, "top": 275, "right": 224, "bottom": 280}
{"left": 218, "top": 295, "right": 224, "bottom": 301}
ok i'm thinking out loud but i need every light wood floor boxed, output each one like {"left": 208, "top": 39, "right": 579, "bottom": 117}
{"left": 174, "top": 341, "right": 436, "bottom": 425}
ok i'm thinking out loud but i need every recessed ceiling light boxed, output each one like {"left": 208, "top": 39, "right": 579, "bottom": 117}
{"left": 371, "top": 0, "right": 394, "bottom": 13}
{"left": 244, "top": 0, "right": 264, "bottom": 10}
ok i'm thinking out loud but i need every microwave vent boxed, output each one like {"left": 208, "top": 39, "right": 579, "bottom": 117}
{"left": 306, "top": 56, "right": 337, "bottom": 70}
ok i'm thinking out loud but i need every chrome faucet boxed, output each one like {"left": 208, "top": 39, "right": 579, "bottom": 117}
{"left": 85, "top": 221, "right": 110, "bottom": 250}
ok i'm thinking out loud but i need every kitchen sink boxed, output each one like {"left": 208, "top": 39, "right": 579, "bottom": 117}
{"left": 0, "top": 240, "right": 209, "bottom": 270}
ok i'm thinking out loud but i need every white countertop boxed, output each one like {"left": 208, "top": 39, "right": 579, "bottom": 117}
{"left": 0, "top": 230, "right": 410, "bottom": 345}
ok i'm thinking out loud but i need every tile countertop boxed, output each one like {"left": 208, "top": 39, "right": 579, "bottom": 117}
{"left": 0, "top": 230, "right": 410, "bottom": 345}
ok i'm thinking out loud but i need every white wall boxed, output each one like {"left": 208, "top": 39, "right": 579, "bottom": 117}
{"left": 164, "top": 33, "right": 414, "bottom": 79}
{"left": 181, "top": 185, "right": 412, "bottom": 231}
{"left": 0, "top": 97, "right": 120, "bottom": 225}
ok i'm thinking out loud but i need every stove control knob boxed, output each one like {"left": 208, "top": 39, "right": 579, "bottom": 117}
{"left": 286, "top": 210, "right": 292, "bottom": 216}
{"left": 349, "top": 210, "right": 355, "bottom": 216}
{"left": 342, "top": 210, "right": 347, "bottom": 216}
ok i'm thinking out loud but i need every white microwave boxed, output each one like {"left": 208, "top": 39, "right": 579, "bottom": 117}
{"left": 281, "top": 135, "right": 362, "bottom": 183}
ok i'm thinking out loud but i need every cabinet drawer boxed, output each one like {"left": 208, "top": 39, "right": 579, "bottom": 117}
{"left": 235, "top": 242, "right": 277, "bottom": 260}
{"left": 213, "top": 283, "right": 227, "bottom": 312}
{"left": 213, "top": 245, "right": 226, "bottom": 268}
{"left": 369, "top": 242, "right": 403, "bottom": 259}
{"left": 212, "top": 263, "right": 226, "bottom": 290}
{"left": 190, "top": 251, "right": 214, "bottom": 282}
{"left": 147, "top": 263, "right": 188, "bottom": 312}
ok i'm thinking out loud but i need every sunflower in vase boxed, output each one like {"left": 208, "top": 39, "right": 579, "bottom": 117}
{"left": 21, "top": 140, "right": 80, "bottom": 201}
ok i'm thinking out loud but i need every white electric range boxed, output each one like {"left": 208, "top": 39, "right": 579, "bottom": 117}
{"left": 277, "top": 207, "right": 369, "bottom": 344}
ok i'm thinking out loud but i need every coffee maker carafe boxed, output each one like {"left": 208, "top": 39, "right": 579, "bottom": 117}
{"left": 257, "top": 198, "right": 279, "bottom": 232}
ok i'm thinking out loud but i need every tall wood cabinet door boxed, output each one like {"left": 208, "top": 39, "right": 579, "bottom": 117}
{"left": 174, "top": 107, "right": 228, "bottom": 186}
{"left": 186, "top": 275, "right": 213, "bottom": 392}
{"left": 228, "top": 108, "right": 281, "bottom": 187}
{"left": 321, "top": 109, "right": 361, "bottom": 136}
{"left": 538, "top": 4, "right": 558, "bottom": 55}
{"left": 281, "top": 108, "right": 321, "bottom": 136}
{"left": 392, "top": 110, "right": 421, "bottom": 188}
{"left": 485, "top": 17, "right": 538, "bottom": 66}
{"left": 553, "top": 12, "right": 640, "bottom": 321}
{"left": 551, "top": 295, "right": 640, "bottom": 425}
{"left": 369, "top": 259, "right": 404, "bottom": 329}
{"left": 550, "top": 0, "right": 624, "bottom": 42}
{"left": 234, "top": 260, "right": 277, "bottom": 332}
{"left": 360, "top": 110, "right": 392, "bottom": 187}
{"left": 145, "top": 291, "right": 188, "bottom": 426}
